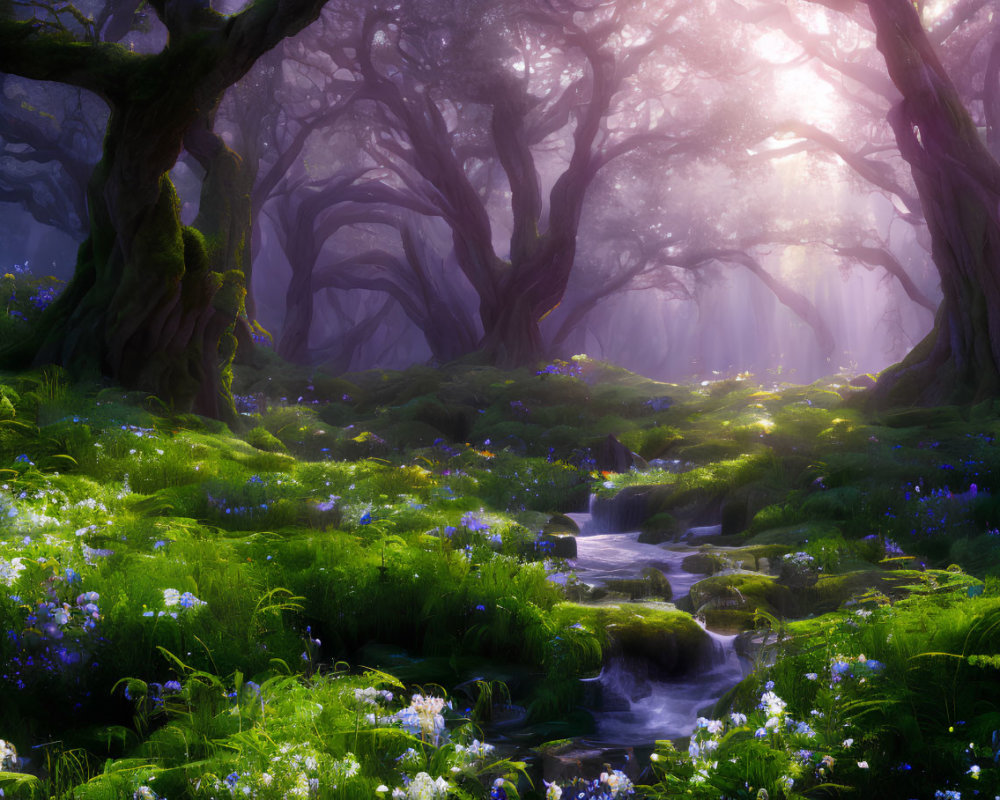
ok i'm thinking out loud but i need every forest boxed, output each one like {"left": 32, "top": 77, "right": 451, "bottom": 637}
{"left": 3, "top": 0, "right": 1000, "bottom": 797}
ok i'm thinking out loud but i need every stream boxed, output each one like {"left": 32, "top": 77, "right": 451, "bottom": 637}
{"left": 558, "top": 502, "right": 751, "bottom": 746}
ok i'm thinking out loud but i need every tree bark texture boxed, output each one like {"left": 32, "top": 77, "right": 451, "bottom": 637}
{"left": 866, "top": 0, "right": 1000, "bottom": 405}
{"left": 0, "top": 0, "right": 329, "bottom": 419}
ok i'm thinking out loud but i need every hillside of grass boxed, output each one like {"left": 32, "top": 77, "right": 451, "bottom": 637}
{"left": 0, "top": 357, "right": 998, "bottom": 799}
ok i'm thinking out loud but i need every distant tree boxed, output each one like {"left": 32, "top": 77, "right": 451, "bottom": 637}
{"left": 297, "top": 0, "right": 732, "bottom": 367}
{"left": 0, "top": 0, "right": 333, "bottom": 419}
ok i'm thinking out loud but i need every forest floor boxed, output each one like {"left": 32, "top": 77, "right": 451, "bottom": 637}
{"left": 0, "top": 355, "right": 998, "bottom": 800}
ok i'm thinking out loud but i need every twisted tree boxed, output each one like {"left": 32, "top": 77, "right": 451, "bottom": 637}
{"left": 0, "top": 0, "right": 333, "bottom": 419}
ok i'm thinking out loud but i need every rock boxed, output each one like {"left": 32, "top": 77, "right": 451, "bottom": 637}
{"left": 538, "top": 533, "right": 577, "bottom": 559}
{"left": 554, "top": 602, "right": 714, "bottom": 678}
{"left": 544, "top": 513, "right": 581, "bottom": 535}
{"left": 848, "top": 373, "right": 876, "bottom": 388}
{"left": 690, "top": 573, "right": 796, "bottom": 619}
{"left": 681, "top": 551, "right": 725, "bottom": 575}
{"left": 604, "top": 567, "right": 673, "bottom": 601}
{"left": 591, "top": 486, "right": 652, "bottom": 532}
{"left": 637, "top": 512, "right": 679, "bottom": 544}
{"left": 596, "top": 434, "right": 645, "bottom": 473}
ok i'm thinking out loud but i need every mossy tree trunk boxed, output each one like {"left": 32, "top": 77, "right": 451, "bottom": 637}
{"left": 0, "top": 0, "right": 329, "bottom": 419}
{"left": 863, "top": 0, "right": 1000, "bottom": 405}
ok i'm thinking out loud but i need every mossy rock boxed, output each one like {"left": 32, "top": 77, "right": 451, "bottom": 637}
{"left": 544, "top": 513, "right": 581, "bottom": 535}
{"left": 720, "top": 481, "right": 786, "bottom": 536}
{"left": 805, "top": 569, "right": 921, "bottom": 614}
{"left": 554, "top": 602, "right": 713, "bottom": 678}
{"left": 681, "top": 551, "right": 727, "bottom": 575}
{"left": 515, "top": 511, "right": 551, "bottom": 533}
{"left": 637, "top": 512, "right": 680, "bottom": 544}
{"left": 244, "top": 425, "right": 288, "bottom": 453}
{"left": 700, "top": 608, "right": 757, "bottom": 634}
{"left": 538, "top": 533, "right": 577, "bottom": 559}
{"left": 689, "top": 573, "right": 795, "bottom": 617}
{"left": 603, "top": 567, "right": 672, "bottom": 602}
{"left": 593, "top": 485, "right": 671, "bottom": 533}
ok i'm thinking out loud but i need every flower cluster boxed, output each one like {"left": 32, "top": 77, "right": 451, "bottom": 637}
{"left": 392, "top": 772, "right": 449, "bottom": 800}
{"left": 829, "top": 654, "right": 884, "bottom": 684}
{"left": 395, "top": 694, "right": 449, "bottom": 745}
{"left": 0, "top": 556, "right": 25, "bottom": 586}
{"left": 536, "top": 360, "right": 583, "bottom": 378}
{"left": 142, "top": 588, "right": 207, "bottom": 619}
{"left": 0, "top": 738, "right": 17, "bottom": 770}
{"left": 547, "top": 770, "right": 634, "bottom": 800}
{"left": 353, "top": 686, "right": 394, "bottom": 706}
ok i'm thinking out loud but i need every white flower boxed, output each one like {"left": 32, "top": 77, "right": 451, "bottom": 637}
{"left": 0, "top": 557, "right": 25, "bottom": 587}
{"left": 857, "top": 761, "right": 869, "bottom": 769}
{"left": 545, "top": 782, "right": 562, "bottom": 800}
{"left": 0, "top": 739, "right": 18, "bottom": 770}
{"left": 163, "top": 588, "right": 180, "bottom": 607}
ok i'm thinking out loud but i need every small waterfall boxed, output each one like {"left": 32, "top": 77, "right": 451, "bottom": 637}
{"left": 587, "top": 626, "right": 748, "bottom": 745}
{"left": 557, "top": 498, "right": 751, "bottom": 745}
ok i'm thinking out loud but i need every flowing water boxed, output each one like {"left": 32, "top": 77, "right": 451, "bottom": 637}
{"left": 560, "top": 501, "right": 751, "bottom": 744}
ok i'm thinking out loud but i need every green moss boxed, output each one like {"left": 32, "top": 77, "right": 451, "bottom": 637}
{"left": 690, "top": 573, "right": 795, "bottom": 618}
{"left": 552, "top": 602, "right": 712, "bottom": 676}
{"left": 244, "top": 425, "right": 287, "bottom": 453}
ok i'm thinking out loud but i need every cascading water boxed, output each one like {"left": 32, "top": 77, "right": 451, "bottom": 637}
{"left": 564, "top": 495, "right": 751, "bottom": 744}
{"left": 587, "top": 625, "right": 745, "bottom": 744}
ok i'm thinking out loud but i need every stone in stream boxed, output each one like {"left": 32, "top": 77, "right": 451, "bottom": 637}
{"left": 603, "top": 567, "right": 672, "bottom": 601}
{"left": 595, "top": 433, "right": 647, "bottom": 473}
{"left": 591, "top": 486, "right": 652, "bottom": 533}
{"left": 538, "top": 532, "right": 578, "bottom": 558}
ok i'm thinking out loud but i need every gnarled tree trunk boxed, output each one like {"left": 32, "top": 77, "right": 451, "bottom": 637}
{"left": 864, "top": 0, "right": 1000, "bottom": 405}
{"left": 0, "top": 0, "right": 330, "bottom": 419}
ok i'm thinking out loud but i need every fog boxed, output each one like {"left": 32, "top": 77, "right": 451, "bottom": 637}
{"left": 4, "top": 0, "right": 990, "bottom": 385}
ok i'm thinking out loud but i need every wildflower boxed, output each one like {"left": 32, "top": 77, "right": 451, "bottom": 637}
{"left": 759, "top": 690, "right": 786, "bottom": 717}
{"left": 730, "top": 712, "right": 747, "bottom": 725}
{"left": 600, "top": 769, "right": 634, "bottom": 798}
{"left": 805, "top": 672, "right": 818, "bottom": 680}
{"left": 163, "top": 588, "right": 180, "bottom": 607}
{"left": 0, "top": 558, "right": 25, "bottom": 587}
{"left": 968, "top": 765, "right": 981, "bottom": 779}
{"left": 133, "top": 787, "right": 158, "bottom": 800}
{"left": 0, "top": 739, "right": 17, "bottom": 770}
{"left": 857, "top": 761, "right": 869, "bottom": 769}
{"left": 545, "top": 781, "right": 562, "bottom": 800}
{"left": 178, "top": 591, "right": 205, "bottom": 609}
{"left": 395, "top": 695, "right": 448, "bottom": 744}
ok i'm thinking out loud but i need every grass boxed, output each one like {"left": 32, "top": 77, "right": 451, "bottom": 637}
{"left": 2, "top": 358, "right": 1000, "bottom": 797}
